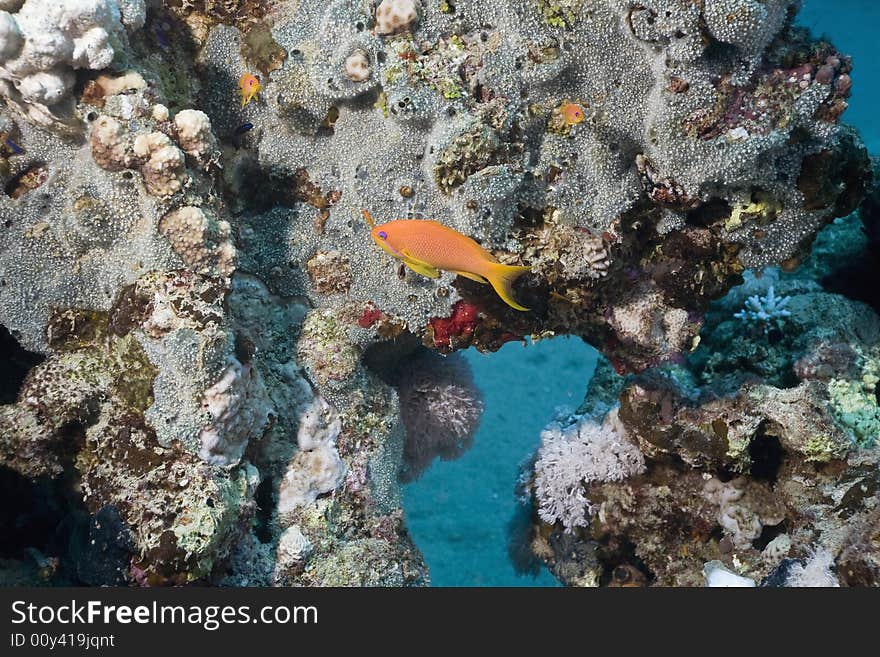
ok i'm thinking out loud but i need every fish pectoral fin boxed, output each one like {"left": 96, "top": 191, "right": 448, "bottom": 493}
{"left": 453, "top": 270, "right": 489, "bottom": 284}
{"left": 403, "top": 260, "right": 440, "bottom": 278}
{"left": 402, "top": 256, "right": 440, "bottom": 279}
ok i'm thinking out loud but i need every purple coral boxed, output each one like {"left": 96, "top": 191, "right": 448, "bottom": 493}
{"left": 393, "top": 351, "right": 484, "bottom": 482}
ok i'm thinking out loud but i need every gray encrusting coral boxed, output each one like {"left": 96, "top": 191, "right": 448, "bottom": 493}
{"left": 0, "top": 0, "right": 875, "bottom": 586}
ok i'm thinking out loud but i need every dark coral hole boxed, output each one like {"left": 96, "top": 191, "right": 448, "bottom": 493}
{"left": 748, "top": 432, "right": 784, "bottom": 483}
{"left": 0, "top": 323, "right": 44, "bottom": 403}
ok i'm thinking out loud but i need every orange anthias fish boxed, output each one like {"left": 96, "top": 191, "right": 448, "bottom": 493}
{"left": 560, "top": 101, "right": 585, "bottom": 125}
{"left": 239, "top": 73, "right": 261, "bottom": 107}
{"left": 362, "top": 209, "right": 532, "bottom": 311}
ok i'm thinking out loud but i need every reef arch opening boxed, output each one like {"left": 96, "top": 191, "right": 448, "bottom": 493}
{"left": 399, "top": 335, "right": 597, "bottom": 586}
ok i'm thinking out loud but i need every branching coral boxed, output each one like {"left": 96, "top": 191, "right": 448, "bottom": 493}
{"left": 733, "top": 285, "right": 792, "bottom": 327}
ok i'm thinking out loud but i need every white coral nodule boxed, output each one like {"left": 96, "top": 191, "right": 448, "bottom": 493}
{"left": 374, "top": 0, "right": 421, "bottom": 36}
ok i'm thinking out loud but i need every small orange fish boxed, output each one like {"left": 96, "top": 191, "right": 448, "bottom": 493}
{"left": 239, "top": 73, "right": 261, "bottom": 108}
{"left": 560, "top": 101, "right": 585, "bottom": 125}
{"left": 362, "top": 209, "right": 531, "bottom": 311}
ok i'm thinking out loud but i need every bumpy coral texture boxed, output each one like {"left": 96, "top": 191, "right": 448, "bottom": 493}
{"left": 375, "top": 0, "right": 421, "bottom": 36}
{"left": 0, "top": 0, "right": 145, "bottom": 126}
{"left": 173, "top": 109, "right": 217, "bottom": 161}
{"left": 159, "top": 206, "right": 237, "bottom": 278}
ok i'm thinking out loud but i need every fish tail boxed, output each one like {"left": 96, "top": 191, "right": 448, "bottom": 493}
{"left": 484, "top": 262, "right": 531, "bottom": 312}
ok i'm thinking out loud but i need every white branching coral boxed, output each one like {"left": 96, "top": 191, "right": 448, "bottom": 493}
{"left": 533, "top": 409, "right": 645, "bottom": 532}
{"left": 734, "top": 285, "right": 792, "bottom": 325}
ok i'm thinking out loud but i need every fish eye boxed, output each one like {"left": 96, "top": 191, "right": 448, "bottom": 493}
{"left": 378, "top": 230, "right": 388, "bottom": 240}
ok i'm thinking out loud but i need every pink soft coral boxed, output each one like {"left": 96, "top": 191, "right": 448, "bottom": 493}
{"left": 393, "top": 350, "right": 484, "bottom": 481}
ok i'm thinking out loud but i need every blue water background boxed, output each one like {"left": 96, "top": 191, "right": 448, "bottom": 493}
{"left": 800, "top": 0, "right": 879, "bottom": 152}
{"left": 404, "top": 337, "right": 597, "bottom": 586}
{"left": 402, "top": 0, "right": 879, "bottom": 586}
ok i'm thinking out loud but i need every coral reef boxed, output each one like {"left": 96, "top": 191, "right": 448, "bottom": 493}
{"left": 516, "top": 247, "right": 880, "bottom": 585}
{"left": 519, "top": 373, "right": 880, "bottom": 585}
{"left": 0, "top": 0, "right": 874, "bottom": 587}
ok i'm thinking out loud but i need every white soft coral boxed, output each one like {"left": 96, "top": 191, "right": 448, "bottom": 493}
{"left": 533, "top": 408, "right": 645, "bottom": 532}
{"left": 785, "top": 548, "right": 840, "bottom": 587}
